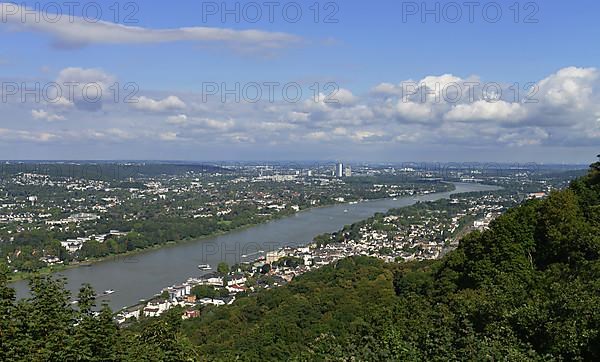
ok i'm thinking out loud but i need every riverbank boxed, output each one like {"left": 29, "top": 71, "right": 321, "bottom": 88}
{"left": 116, "top": 182, "right": 502, "bottom": 320}
{"left": 10, "top": 182, "right": 482, "bottom": 310}
{"left": 9, "top": 212, "right": 292, "bottom": 283}
{"left": 10, "top": 185, "right": 455, "bottom": 283}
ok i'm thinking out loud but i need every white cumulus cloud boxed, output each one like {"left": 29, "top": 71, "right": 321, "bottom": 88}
{"left": 31, "top": 109, "right": 66, "bottom": 121}
{"left": 132, "top": 96, "right": 186, "bottom": 112}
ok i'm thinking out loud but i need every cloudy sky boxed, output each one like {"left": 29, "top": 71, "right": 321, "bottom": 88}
{"left": 0, "top": 0, "right": 598, "bottom": 163}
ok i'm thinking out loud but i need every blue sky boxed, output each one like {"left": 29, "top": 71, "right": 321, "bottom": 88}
{"left": 0, "top": 0, "right": 599, "bottom": 163}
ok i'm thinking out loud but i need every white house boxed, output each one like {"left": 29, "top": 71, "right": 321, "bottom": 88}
{"left": 198, "top": 298, "right": 225, "bottom": 306}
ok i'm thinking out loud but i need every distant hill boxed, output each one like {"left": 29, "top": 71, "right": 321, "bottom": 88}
{"left": 0, "top": 161, "right": 229, "bottom": 180}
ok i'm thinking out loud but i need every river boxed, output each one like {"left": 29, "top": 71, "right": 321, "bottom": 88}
{"left": 11, "top": 182, "right": 500, "bottom": 310}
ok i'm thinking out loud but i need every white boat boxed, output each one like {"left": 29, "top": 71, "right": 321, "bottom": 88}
{"left": 197, "top": 264, "right": 211, "bottom": 270}
{"left": 344, "top": 209, "right": 349, "bottom": 213}
{"left": 103, "top": 289, "right": 115, "bottom": 296}
{"left": 242, "top": 251, "right": 262, "bottom": 258}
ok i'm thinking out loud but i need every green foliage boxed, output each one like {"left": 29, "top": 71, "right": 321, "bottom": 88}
{"left": 182, "top": 256, "right": 398, "bottom": 360}
{"left": 216, "top": 262, "right": 229, "bottom": 274}
{"left": 0, "top": 272, "right": 194, "bottom": 361}
{"left": 191, "top": 285, "right": 228, "bottom": 299}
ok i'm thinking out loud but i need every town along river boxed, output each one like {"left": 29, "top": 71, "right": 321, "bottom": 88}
{"left": 11, "top": 182, "right": 500, "bottom": 310}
